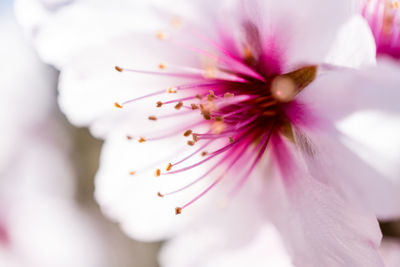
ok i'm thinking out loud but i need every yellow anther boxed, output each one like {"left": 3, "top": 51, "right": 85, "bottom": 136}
{"left": 129, "top": 171, "right": 136, "bottom": 175}
{"left": 138, "top": 137, "right": 146, "bottom": 143}
{"left": 166, "top": 163, "right": 172, "bottom": 171}
{"left": 155, "top": 169, "right": 161, "bottom": 177}
{"left": 114, "top": 102, "right": 123, "bottom": 108}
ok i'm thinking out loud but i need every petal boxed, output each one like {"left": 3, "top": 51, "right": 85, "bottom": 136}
{"left": 296, "top": 60, "right": 400, "bottom": 220}
{"left": 58, "top": 33, "right": 202, "bottom": 137}
{"left": 325, "top": 15, "right": 376, "bottom": 68}
{"left": 222, "top": 0, "right": 360, "bottom": 72}
{"left": 257, "top": 136, "right": 385, "bottom": 267}
{"left": 95, "top": 129, "right": 225, "bottom": 241}
{"left": 160, "top": 224, "right": 293, "bottom": 267}
{"left": 14, "top": 0, "right": 164, "bottom": 68}
{"left": 380, "top": 238, "right": 400, "bottom": 267}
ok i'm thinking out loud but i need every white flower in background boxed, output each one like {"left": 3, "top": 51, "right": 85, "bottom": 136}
{"left": 15, "top": 0, "right": 400, "bottom": 266}
{"left": 0, "top": 3, "right": 132, "bottom": 267}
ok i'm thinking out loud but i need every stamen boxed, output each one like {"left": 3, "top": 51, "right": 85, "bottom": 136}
{"left": 157, "top": 192, "right": 164, "bottom": 197}
{"left": 148, "top": 116, "right": 157, "bottom": 121}
{"left": 175, "top": 102, "right": 183, "bottom": 110}
{"left": 159, "top": 63, "right": 166, "bottom": 70}
{"left": 155, "top": 169, "right": 161, "bottom": 177}
{"left": 156, "top": 101, "right": 163, "bottom": 107}
{"left": 126, "top": 135, "right": 133, "bottom": 140}
{"left": 129, "top": 171, "right": 136, "bottom": 175}
{"left": 187, "top": 141, "right": 195, "bottom": 146}
{"left": 167, "top": 87, "right": 177, "bottom": 93}
{"left": 183, "top": 130, "right": 193, "bottom": 137}
{"left": 175, "top": 207, "right": 182, "bottom": 215}
{"left": 114, "top": 102, "right": 123, "bottom": 108}
{"left": 138, "top": 137, "right": 146, "bottom": 143}
{"left": 156, "top": 31, "right": 168, "bottom": 40}
{"left": 115, "top": 66, "right": 124, "bottom": 72}
{"left": 166, "top": 163, "right": 172, "bottom": 171}
{"left": 191, "top": 104, "right": 199, "bottom": 110}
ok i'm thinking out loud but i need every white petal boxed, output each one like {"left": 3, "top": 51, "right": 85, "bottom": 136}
{"left": 256, "top": 137, "right": 384, "bottom": 267}
{"left": 297, "top": 60, "right": 400, "bottom": 220}
{"left": 58, "top": 33, "right": 202, "bottom": 137}
{"left": 222, "top": 0, "right": 360, "bottom": 72}
{"left": 380, "top": 238, "right": 400, "bottom": 267}
{"left": 160, "top": 224, "right": 293, "bottom": 267}
{"left": 325, "top": 15, "right": 376, "bottom": 68}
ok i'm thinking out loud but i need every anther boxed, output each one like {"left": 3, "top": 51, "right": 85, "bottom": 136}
{"left": 201, "top": 151, "right": 208, "bottom": 157}
{"left": 168, "top": 87, "right": 177, "bottom": 94}
{"left": 192, "top": 134, "right": 198, "bottom": 142}
{"left": 138, "top": 137, "right": 146, "bottom": 143}
{"left": 196, "top": 94, "right": 203, "bottom": 100}
{"left": 129, "top": 171, "right": 136, "bottom": 175}
{"left": 158, "top": 63, "right": 166, "bottom": 70}
{"left": 229, "top": 137, "right": 234, "bottom": 143}
{"left": 175, "top": 207, "right": 182, "bottom": 215}
{"left": 166, "top": 163, "right": 172, "bottom": 171}
{"left": 126, "top": 135, "right": 133, "bottom": 140}
{"left": 157, "top": 192, "right": 164, "bottom": 197}
{"left": 175, "top": 102, "right": 183, "bottom": 110}
{"left": 148, "top": 116, "right": 157, "bottom": 121}
{"left": 214, "top": 116, "right": 223, "bottom": 122}
{"left": 191, "top": 104, "right": 199, "bottom": 110}
{"left": 202, "top": 111, "right": 211, "bottom": 120}
{"left": 187, "top": 140, "right": 195, "bottom": 146}
{"left": 155, "top": 169, "right": 161, "bottom": 177}
{"left": 114, "top": 102, "right": 123, "bottom": 108}
{"left": 115, "top": 66, "right": 123, "bottom": 72}
{"left": 224, "top": 92, "right": 234, "bottom": 98}
{"left": 156, "top": 31, "right": 167, "bottom": 40}
{"left": 156, "top": 101, "right": 163, "bottom": 107}
{"left": 183, "top": 130, "right": 193, "bottom": 137}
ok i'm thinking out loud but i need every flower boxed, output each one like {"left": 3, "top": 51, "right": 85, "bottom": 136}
{"left": 15, "top": 0, "right": 400, "bottom": 266}
{"left": 362, "top": 0, "right": 400, "bottom": 59}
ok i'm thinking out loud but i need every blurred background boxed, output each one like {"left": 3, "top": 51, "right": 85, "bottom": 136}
{"left": 1, "top": 0, "right": 400, "bottom": 266}
{"left": 0, "top": 1, "right": 160, "bottom": 266}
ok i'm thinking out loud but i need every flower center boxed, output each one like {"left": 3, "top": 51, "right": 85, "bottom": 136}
{"left": 113, "top": 26, "right": 317, "bottom": 214}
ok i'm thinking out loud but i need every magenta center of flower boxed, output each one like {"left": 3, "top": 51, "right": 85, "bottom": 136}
{"left": 114, "top": 23, "right": 317, "bottom": 214}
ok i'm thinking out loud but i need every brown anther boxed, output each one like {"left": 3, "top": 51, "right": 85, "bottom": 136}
{"left": 168, "top": 87, "right": 177, "bottom": 93}
{"left": 175, "top": 102, "right": 183, "bottom": 110}
{"left": 192, "top": 134, "right": 198, "bottom": 142}
{"left": 224, "top": 92, "right": 234, "bottom": 98}
{"left": 214, "top": 116, "right": 223, "bottom": 122}
{"left": 202, "top": 111, "right": 211, "bottom": 120}
{"left": 183, "top": 129, "right": 193, "bottom": 137}
{"left": 262, "top": 111, "right": 277, "bottom": 117}
{"left": 138, "top": 137, "right": 146, "bottom": 143}
{"left": 148, "top": 116, "right": 157, "bottom": 121}
{"left": 156, "top": 101, "right": 163, "bottom": 107}
{"left": 155, "top": 169, "right": 161, "bottom": 177}
{"left": 166, "top": 163, "right": 172, "bottom": 171}
{"left": 199, "top": 104, "right": 205, "bottom": 110}
{"left": 114, "top": 102, "right": 123, "bottom": 108}
{"left": 129, "top": 171, "right": 136, "bottom": 175}
{"left": 201, "top": 151, "right": 208, "bottom": 157}
{"left": 175, "top": 207, "right": 182, "bottom": 215}
{"left": 115, "top": 66, "right": 123, "bottom": 72}
{"left": 158, "top": 63, "right": 166, "bottom": 70}
{"left": 196, "top": 94, "right": 203, "bottom": 100}
{"left": 187, "top": 140, "right": 195, "bottom": 146}
{"left": 243, "top": 45, "right": 255, "bottom": 63}
{"left": 191, "top": 104, "right": 199, "bottom": 110}
{"left": 157, "top": 192, "right": 164, "bottom": 198}
{"left": 126, "top": 135, "right": 133, "bottom": 140}
{"left": 229, "top": 137, "right": 234, "bottom": 143}
{"left": 156, "top": 31, "right": 167, "bottom": 40}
